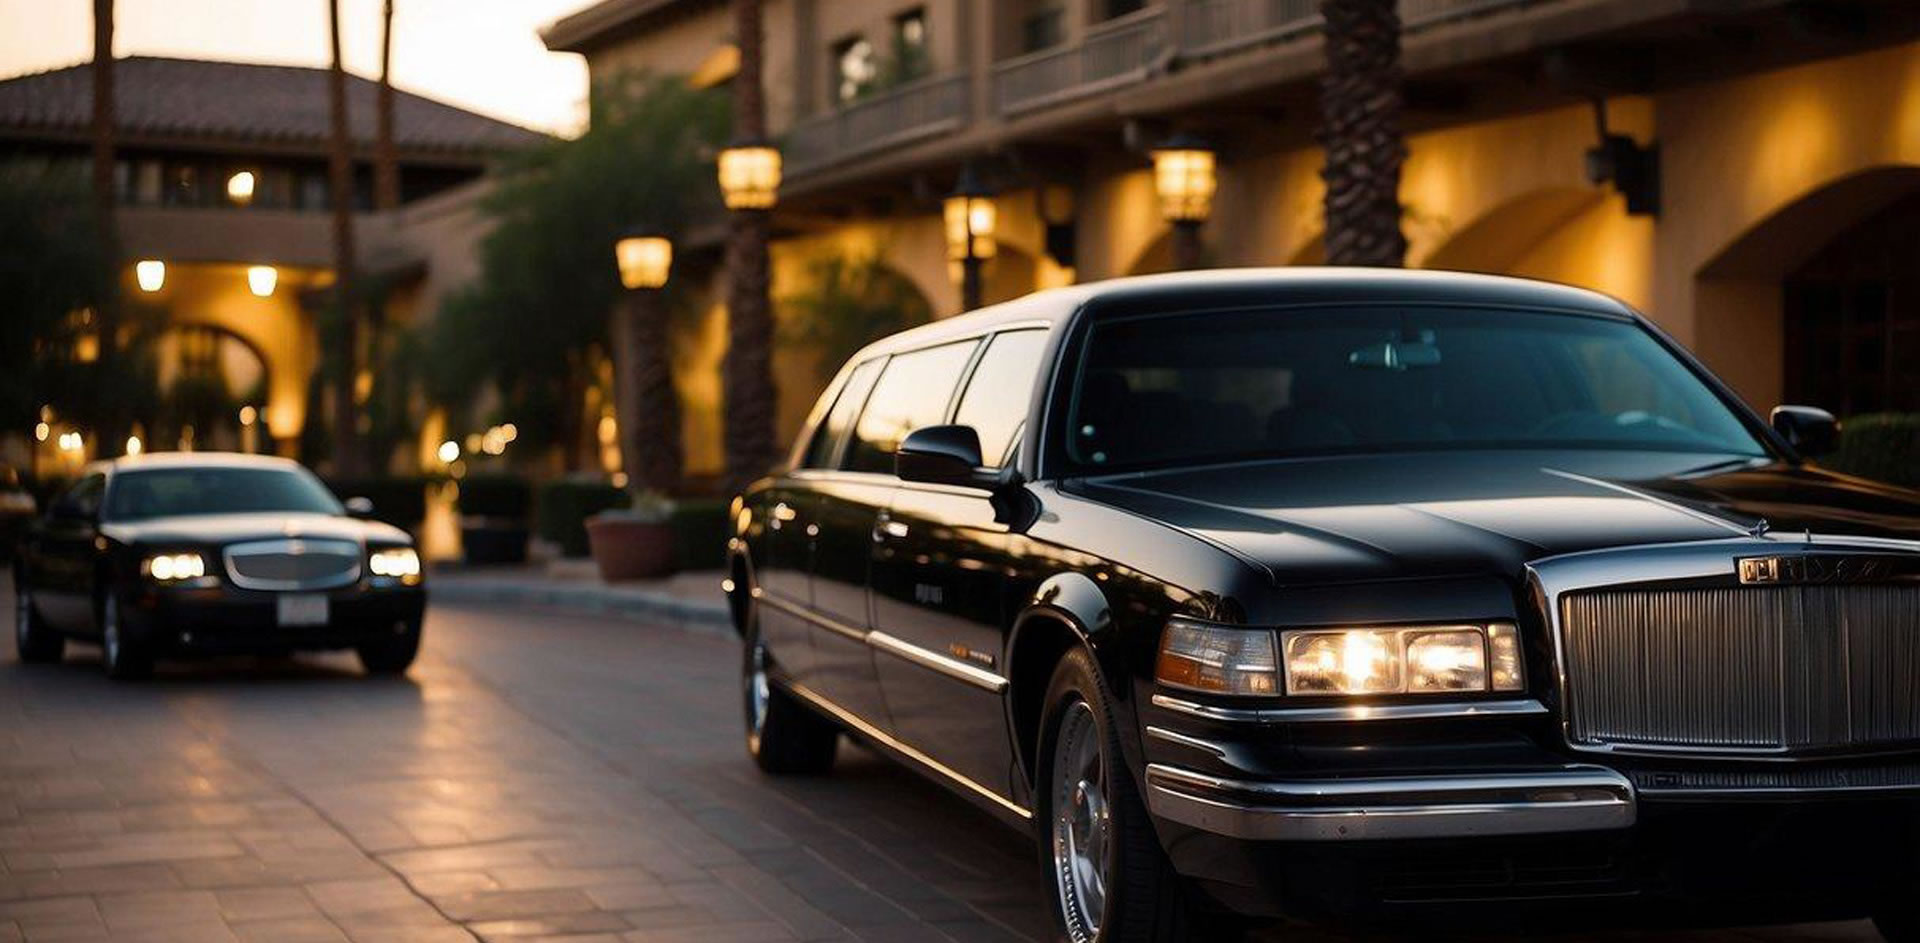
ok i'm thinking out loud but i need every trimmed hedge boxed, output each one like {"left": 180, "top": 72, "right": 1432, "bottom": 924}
{"left": 325, "top": 476, "right": 428, "bottom": 531}
{"left": 1825, "top": 413, "right": 1920, "bottom": 491}
{"left": 535, "top": 480, "right": 630, "bottom": 557}
{"left": 457, "top": 474, "right": 533, "bottom": 520}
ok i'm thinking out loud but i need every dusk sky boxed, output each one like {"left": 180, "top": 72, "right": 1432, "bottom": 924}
{"left": 0, "top": 0, "right": 595, "bottom": 135}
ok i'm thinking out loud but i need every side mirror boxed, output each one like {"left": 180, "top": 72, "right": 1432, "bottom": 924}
{"left": 344, "top": 496, "right": 377, "bottom": 518}
{"left": 896, "top": 425, "right": 988, "bottom": 487}
{"left": 1771, "top": 405, "right": 1840, "bottom": 456}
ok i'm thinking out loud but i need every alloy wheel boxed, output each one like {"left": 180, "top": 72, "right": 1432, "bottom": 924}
{"left": 1050, "top": 699, "right": 1110, "bottom": 943}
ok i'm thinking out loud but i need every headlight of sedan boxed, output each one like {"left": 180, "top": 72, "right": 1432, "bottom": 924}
{"left": 1155, "top": 618, "right": 1523, "bottom": 697}
{"left": 142, "top": 552, "right": 207, "bottom": 583}
{"left": 368, "top": 547, "right": 421, "bottom": 584}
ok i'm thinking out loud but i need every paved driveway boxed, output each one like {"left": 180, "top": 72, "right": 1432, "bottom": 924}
{"left": 0, "top": 578, "right": 1880, "bottom": 942}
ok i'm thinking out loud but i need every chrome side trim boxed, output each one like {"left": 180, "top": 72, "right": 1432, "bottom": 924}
{"left": 785, "top": 680, "right": 1031, "bottom": 820}
{"left": 756, "top": 592, "right": 866, "bottom": 643}
{"left": 1150, "top": 693, "right": 1548, "bottom": 724}
{"left": 1144, "top": 764, "right": 1635, "bottom": 841}
{"left": 869, "top": 631, "right": 1009, "bottom": 693}
{"left": 1144, "top": 726, "right": 1227, "bottom": 759}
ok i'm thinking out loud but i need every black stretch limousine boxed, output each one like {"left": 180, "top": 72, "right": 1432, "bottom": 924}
{"left": 723, "top": 269, "right": 1920, "bottom": 941}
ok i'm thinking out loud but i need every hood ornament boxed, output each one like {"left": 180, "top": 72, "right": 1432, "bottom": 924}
{"left": 1748, "top": 517, "right": 1770, "bottom": 539}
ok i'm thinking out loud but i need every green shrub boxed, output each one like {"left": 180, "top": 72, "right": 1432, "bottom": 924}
{"left": 669, "top": 499, "right": 731, "bottom": 571}
{"left": 457, "top": 474, "right": 533, "bottom": 520}
{"left": 326, "top": 476, "right": 428, "bottom": 530}
{"left": 535, "top": 479, "right": 630, "bottom": 557}
{"left": 1825, "top": 413, "right": 1920, "bottom": 490}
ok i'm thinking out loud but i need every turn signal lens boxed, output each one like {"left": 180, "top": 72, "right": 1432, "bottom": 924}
{"left": 369, "top": 548, "right": 421, "bottom": 583}
{"left": 142, "top": 552, "right": 206, "bottom": 582}
{"left": 1282, "top": 624, "right": 1525, "bottom": 696}
{"left": 1154, "top": 618, "right": 1279, "bottom": 696}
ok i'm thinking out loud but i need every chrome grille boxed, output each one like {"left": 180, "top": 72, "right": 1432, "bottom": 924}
{"left": 224, "top": 539, "right": 361, "bottom": 591}
{"left": 1563, "top": 585, "right": 1920, "bottom": 754}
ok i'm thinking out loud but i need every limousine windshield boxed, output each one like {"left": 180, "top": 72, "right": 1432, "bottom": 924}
{"left": 1064, "top": 306, "right": 1771, "bottom": 471}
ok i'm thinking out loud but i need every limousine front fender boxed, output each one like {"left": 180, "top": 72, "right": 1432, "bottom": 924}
{"left": 1005, "top": 571, "right": 1124, "bottom": 791}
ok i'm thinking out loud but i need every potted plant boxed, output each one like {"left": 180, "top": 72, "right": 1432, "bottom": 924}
{"left": 585, "top": 490, "right": 677, "bottom": 580}
{"left": 457, "top": 474, "right": 532, "bottom": 565}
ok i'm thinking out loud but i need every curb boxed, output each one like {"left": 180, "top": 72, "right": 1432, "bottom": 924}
{"left": 429, "top": 578, "right": 734, "bottom": 638}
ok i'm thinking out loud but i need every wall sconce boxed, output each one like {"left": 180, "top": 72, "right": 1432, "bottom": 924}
{"left": 135, "top": 260, "right": 166, "bottom": 293}
{"left": 717, "top": 142, "right": 782, "bottom": 211}
{"left": 945, "top": 165, "right": 997, "bottom": 311}
{"left": 247, "top": 265, "right": 277, "bottom": 297}
{"left": 1037, "top": 184, "right": 1077, "bottom": 269}
{"left": 1585, "top": 99, "right": 1659, "bottom": 217}
{"left": 227, "top": 171, "right": 257, "bottom": 207}
{"left": 1151, "top": 133, "right": 1216, "bottom": 270}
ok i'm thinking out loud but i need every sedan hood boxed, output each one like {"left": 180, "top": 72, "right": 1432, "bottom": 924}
{"left": 1070, "top": 450, "right": 1920, "bottom": 586}
{"left": 103, "top": 512, "right": 409, "bottom": 547}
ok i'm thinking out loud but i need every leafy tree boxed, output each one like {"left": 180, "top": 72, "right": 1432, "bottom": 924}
{"left": 423, "top": 74, "right": 729, "bottom": 469}
{"left": 780, "top": 252, "right": 930, "bottom": 386}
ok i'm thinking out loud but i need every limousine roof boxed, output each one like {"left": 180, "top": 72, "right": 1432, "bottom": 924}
{"left": 87, "top": 452, "right": 306, "bottom": 476}
{"left": 860, "top": 267, "right": 1638, "bottom": 357}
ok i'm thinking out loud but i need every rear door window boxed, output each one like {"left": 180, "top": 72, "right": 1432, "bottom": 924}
{"left": 800, "top": 358, "right": 884, "bottom": 469}
{"left": 845, "top": 340, "right": 980, "bottom": 474}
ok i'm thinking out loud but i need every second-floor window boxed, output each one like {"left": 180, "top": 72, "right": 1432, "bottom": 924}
{"left": 1101, "top": 0, "right": 1146, "bottom": 20}
{"left": 890, "top": 8, "right": 930, "bottom": 82}
{"left": 833, "top": 35, "right": 878, "bottom": 104}
{"left": 1022, "top": 6, "right": 1064, "bottom": 53}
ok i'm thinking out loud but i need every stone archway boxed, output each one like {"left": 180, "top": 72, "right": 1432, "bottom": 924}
{"left": 149, "top": 323, "right": 272, "bottom": 453}
{"left": 1693, "top": 166, "right": 1920, "bottom": 411}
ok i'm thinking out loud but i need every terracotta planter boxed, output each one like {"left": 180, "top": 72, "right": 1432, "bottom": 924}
{"left": 585, "top": 514, "right": 676, "bottom": 581}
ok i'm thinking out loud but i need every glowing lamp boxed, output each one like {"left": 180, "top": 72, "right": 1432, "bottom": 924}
{"left": 1150, "top": 134, "right": 1217, "bottom": 224}
{"left": 135, "top": 260, "right": 166, "bottom": 293}
{"left": 943, "top": 167, "right": 997, "bottom": 263}
{"left": 717, "top": 144, "right": 781, "bottom": 210}
{"left": 247, "top": 265, "right": 277, "bottom": 297}
{"left": 615, "top": 233, "right": 672, "bottom": 290}
{"left": 227, "top": 171, "right": 256, "bottom": 206}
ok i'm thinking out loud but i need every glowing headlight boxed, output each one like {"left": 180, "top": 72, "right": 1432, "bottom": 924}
{"left": 1154, "top": 618, "right": 1280, "bottom": 696}
{"left": 142, "top": 552, "right": 206, "bottom": 582}
{"left": 368, "top": 547, "right": 421, "bottom": 581}
{"left": 1282, "top": 624, "right": 1523, "bottom": 696}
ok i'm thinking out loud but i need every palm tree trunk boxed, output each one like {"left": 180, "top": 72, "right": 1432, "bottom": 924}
{"left": 91, "top": 0, "right": 125, "bottom": 458}
{"left": 723, "top": 0, "right": 778, "bottom": 495}
{"left": 375, "top": 0, "right": 401, "bottom": 212}
{"left": 614, "top": 292, "right": 684, "bottom": 495}
{"left": 327, "top": 0, "right": 366, "bottom": 476}
{"left": 1317, "top": 0, "right": 1407, "bottom": 267}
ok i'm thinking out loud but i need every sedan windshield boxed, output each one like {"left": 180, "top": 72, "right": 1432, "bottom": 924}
{"left": 105, "top": 467, "right": 344, "bottom": 521}
{"left": 1063, "top": 306, "right": 1769, "bottom": 472}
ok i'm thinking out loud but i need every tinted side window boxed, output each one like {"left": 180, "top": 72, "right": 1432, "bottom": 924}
{"left": 954, "top": 330, "right": 1049, "bottom": 467}
{"left": 55, "top": 474, "right": 105, "bottom": 518}
{"left": 846, "top": 340, "right": 979, "bottom": 474}
{"left": 801, "top": 358, "right": 883, "bottom": 469}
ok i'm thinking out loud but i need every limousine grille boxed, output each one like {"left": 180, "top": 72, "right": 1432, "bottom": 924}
{"left": 224, "top": 539, "right": 362, "bottom": 591}
{"left": 1562, "top": 584, "right": 1920, "bottom": 754}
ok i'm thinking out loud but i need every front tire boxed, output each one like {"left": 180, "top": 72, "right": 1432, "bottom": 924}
{"left": 100, "top": 595, "right": 152, "bottom": 681}
{"left": 743, "top": 606, "right": 837, "bottom": 775}
{"left": 14, "top": 580, "right": 64, "bottom": 664}
{"left": 357, "top": 620, "right": 421, "bottom": 676}
{"left": 1038, "top": 647, "right": 1229, "bottom": 943}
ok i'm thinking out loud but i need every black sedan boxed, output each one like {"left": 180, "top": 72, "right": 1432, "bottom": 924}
{"left": 13, "top": 453, "right": 425, "bottom": 680}
{"left": 725, "top": 268, "right": 1920, "bottom": 941}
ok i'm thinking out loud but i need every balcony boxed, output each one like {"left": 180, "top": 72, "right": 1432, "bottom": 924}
{"left": 784, "top": 73, "right": 971, "bottom": 177}
{"left": 1177, "top": 0, "right": 1320, "bottom": 60}
{"left": 993, "top": 6, "right": 1171, "bottom": 116}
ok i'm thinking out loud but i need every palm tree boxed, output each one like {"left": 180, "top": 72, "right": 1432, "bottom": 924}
{"left": 375, "top": 0, "right": 400, "bottom": 212}
{"left": 722, "top": 0, "right": 778, "bottom": 495}
{"left": 326, "top": 0, "right": 366, "bottom": 475}
{"left": 91, "top": 0, "right": 125, "bottom": 457}
{"left": 1317, "top": 0, "right": 1407, "bottom": 267}
{"left": 614, "top": 289, "right": 683, "bottom": 493}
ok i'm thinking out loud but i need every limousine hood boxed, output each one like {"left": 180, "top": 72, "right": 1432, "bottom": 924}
{"left": 1071, "top": 450, "right": 1920, "bottom": 586}
{"left": 102, "top": 512, "right": 408, "bottom": 547}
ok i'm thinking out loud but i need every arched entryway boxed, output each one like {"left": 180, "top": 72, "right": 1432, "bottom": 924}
{"left": 149, "top": 324, "right": 272, "bottom": 453}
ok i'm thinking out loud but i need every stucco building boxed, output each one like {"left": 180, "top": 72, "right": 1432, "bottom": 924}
{"left": 545, "top": 0, "right": 1920, "bottom": 479}
{"left": 0, "top": 55, "right": 544, "bottom": 472}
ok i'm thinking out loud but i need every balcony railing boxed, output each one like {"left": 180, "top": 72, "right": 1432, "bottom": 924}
{"left": 1399, "top": 0, "right": 1533, "bottom": 30}
{"left": 1178, "top": 0, "right": 1320, "bottom": 60}
{"left": 784, "top": 72, "right": 971, "bottom": 176}
{"left": 993, "top": 7, "right": 1170, "bottom": 116}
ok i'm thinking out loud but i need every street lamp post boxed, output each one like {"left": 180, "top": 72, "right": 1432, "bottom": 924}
{"left": 612, "top": 230, "right": 683, "bottom": 495}
{"left": 717, "top": 133, "right": 781, "bottom": 494}
{"left": 945, "top": 166, "right": 997, "bottom": 312}
{"left": 1150, "top": 134, "right": 1217, "bottom": 271}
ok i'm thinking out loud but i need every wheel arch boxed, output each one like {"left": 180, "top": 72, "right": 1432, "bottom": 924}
{"left": 1005, "top": 571, "right": 1121, "bottom": 790}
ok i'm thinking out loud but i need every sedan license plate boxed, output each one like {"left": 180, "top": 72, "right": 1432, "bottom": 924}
{"left": 276, "top": 594, "right": 329, "bottom": 627}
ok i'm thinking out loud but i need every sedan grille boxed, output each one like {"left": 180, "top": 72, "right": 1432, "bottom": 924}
{"left": 1562, "top": 585, "right": 1920, "bottom": 754}
{"left": 224, "top": 539, "right": 362, "bottom": 591}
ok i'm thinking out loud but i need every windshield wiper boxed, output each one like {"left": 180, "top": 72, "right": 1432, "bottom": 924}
{"left": 1678, "top": 456, "right": 1765, "bottom": 476}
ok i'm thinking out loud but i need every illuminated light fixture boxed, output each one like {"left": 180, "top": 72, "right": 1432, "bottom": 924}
{"left": 135, "top": 260, "right": 166, "bottom": 293}
{"left": 125, "top": 435, "right": 143, "bottom": 456}
{"left": 246, "top": 265, "right": 277, "bottom": 297}
{"left": 437, "top": 440, "right": 460, "bottom": 464}
{"left": 717, "top": 142, "right": 781, "bottom": 210}
{"left": 1149, "top": 134, "right": 1217, "bottom": 224}
{"left": 34, "top": 422, "right": 50, "bottom": 442}
{"left": 227, "top": 170, "right": 257, "bottom": 206}
{"left": 614, "top": 232, "right": 672, "bottom": 290}
{"left": 945, "top": 164, "right": 997, "bottom": 311}
{"left": 238, "top": 405, "right": 257, "bottom": 426}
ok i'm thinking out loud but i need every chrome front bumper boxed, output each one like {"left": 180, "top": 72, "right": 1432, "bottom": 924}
{"left": 1144, "top": 764, "right": 1637, "bottom": 841}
